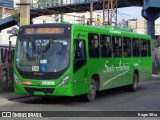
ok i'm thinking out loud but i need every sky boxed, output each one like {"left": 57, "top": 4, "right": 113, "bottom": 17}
{"left": 117, "top": 7, "right": 143, "bottom": 20}
{"left": 117, "top": 6, "right": 160, "bottom": 22}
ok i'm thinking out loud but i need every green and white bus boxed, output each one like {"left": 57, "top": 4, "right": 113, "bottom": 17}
{"left": 14, "top": 24, "right": 152, "bottom": 101}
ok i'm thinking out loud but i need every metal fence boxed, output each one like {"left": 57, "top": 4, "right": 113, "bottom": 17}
{"left": 31, "top": 0, "right": 99, "bottom": 9}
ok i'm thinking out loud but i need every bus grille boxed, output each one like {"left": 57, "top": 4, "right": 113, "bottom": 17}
{"left": 24, "top": 87, "right": 54, "bottom": 94}
{"left": 20, "top": 74, "right": 61, "bottom": 80}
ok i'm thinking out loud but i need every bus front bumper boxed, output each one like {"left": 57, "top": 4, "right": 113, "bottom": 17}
{"left": 14, "top": 83, "right": 74, "bottom": 97}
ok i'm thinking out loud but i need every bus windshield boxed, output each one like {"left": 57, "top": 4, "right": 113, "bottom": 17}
{"left": 16, "top": 37, "right": 70, "bottom": 73}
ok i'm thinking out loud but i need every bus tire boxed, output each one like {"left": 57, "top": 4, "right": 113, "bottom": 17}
{"left": 128, "top": 73, "right": 139, "bottom": 92}
{"left": 82, "top": 79, "right": 97, "bottom": 102}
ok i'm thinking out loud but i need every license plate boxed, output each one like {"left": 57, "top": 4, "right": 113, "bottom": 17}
{"left": 42, "top": 81, "right": 55, "bottom": 85}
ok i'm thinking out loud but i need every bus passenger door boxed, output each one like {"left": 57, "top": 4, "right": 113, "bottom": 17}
{"left": 72, "top": 32, "right": 89, "bottom": 95}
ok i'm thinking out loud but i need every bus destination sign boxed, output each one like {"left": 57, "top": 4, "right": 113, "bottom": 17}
{"left": 24, "top": 27, "right": 64, "bottom": 35}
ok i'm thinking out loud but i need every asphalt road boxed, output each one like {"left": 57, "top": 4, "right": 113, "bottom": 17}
{"left": 0, "top": 74, "right": 160, "bottom": 120}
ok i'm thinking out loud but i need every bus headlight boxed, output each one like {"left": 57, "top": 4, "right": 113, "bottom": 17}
{"left": 58, "top": 75, "right": 70, "bottom": 86}
{"left": 14, "top": 74, "right": 22, "bottom": 84}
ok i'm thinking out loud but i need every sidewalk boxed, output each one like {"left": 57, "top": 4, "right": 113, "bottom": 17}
{"left": 0, "top": 91, "right": 31, "bottom": 101}
{"left": 152, "top": 74, "right": 160, "bottom": 80}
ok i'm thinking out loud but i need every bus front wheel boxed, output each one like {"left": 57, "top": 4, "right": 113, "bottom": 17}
{"left": 128, "top": 73, "right": 139, "bottom": 92}
{"left": 82, "top": 79, "right": 97, "bottom": 102}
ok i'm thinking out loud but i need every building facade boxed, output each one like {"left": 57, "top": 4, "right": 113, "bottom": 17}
{"left": 128, "top": 18, "right": 160, "bottom": 35}
{"left": 128, "top": 18, "right": 147, "bottom": 34}
{"left": 155, "top": 20, "right": 160, "bottom": 35}
{"left": 33, "top": 12, "right": 103, "bottom": 25}
{"left": 0, "top": 0, "right": 19, "bottom": 45}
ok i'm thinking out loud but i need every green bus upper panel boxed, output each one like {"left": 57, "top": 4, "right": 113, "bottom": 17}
{"left": 72, "top": 24, "right": 151, "bottom": 40}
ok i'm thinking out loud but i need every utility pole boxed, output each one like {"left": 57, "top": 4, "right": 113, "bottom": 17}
{"left": 61, "top": 14, "right": 64, "bottom": 23}
{"left": 103, "top": 0, "right": 105, "bottom": 25}
{"left": 102, "top": 0, "right": 118, "bottom": 26}
{"left": 90, "top": 1, "right": 93, "bottom": 25}
{"left": 60, "top": 0, "right": 63, "bottom": 23}
{"left": 18, "top": 0, "right": 30, "bottom": 26}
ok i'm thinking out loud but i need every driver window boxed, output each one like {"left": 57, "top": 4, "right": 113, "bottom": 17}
{"left": 74, "top": 39, "right": 87, "bottom": 72}
{"left": 74, "top": 40, "right": 86, "bottom": 60}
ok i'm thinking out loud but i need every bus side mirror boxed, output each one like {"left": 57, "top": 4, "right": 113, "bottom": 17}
{"left": 7, "top": 27, "right": 18, "bottom": 41}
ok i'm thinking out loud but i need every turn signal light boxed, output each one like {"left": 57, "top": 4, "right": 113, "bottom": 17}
{"left": 23, "top": 81, "right": 32, "bottom": 85}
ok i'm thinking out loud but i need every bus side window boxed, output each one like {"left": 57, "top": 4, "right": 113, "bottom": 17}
{"left": 148, "top": 40, "right": 151, "bottom": 57}
{"left": 123, "top": 37, "right": 132, "bottom": 57}
{"left": 100, "top": 35, "right": 112, "bottom": 58}
{"left": 133, "top": 38, "right": 140, "bottom": 57}
{"left": 88, "top": 33, "right": 100, "bottom": 58}
{"left": 112, "top": 36, "right": 122, "bottom": 57}
{"left": 140, "top": 39, "right": 147, "bottom": 57}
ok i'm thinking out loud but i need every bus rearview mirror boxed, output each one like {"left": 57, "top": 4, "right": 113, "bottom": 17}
{"left": 8, "top": 27, "right": 18, "bottom": 41}
{"left": 7, "top": 27, "right": 18, "bottom": 36}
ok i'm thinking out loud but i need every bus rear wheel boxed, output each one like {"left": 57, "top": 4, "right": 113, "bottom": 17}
{"left": 82, "top": 79, "right": 97, "bottom": 102}
{"left": 128, "top": 73, "right": 139, "bottom": 92}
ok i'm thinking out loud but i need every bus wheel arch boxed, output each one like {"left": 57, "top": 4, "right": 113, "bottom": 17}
{"left": 82, "top": 74, "right": 100, "bottom": 102}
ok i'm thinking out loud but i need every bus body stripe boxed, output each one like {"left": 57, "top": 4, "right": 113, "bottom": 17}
{"left": 103, "top": 70, "right": 129, "bottom": 87}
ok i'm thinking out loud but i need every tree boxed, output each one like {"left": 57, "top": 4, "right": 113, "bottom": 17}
{"left": 12, "top": 9, "right": 20, "bottom": 24}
